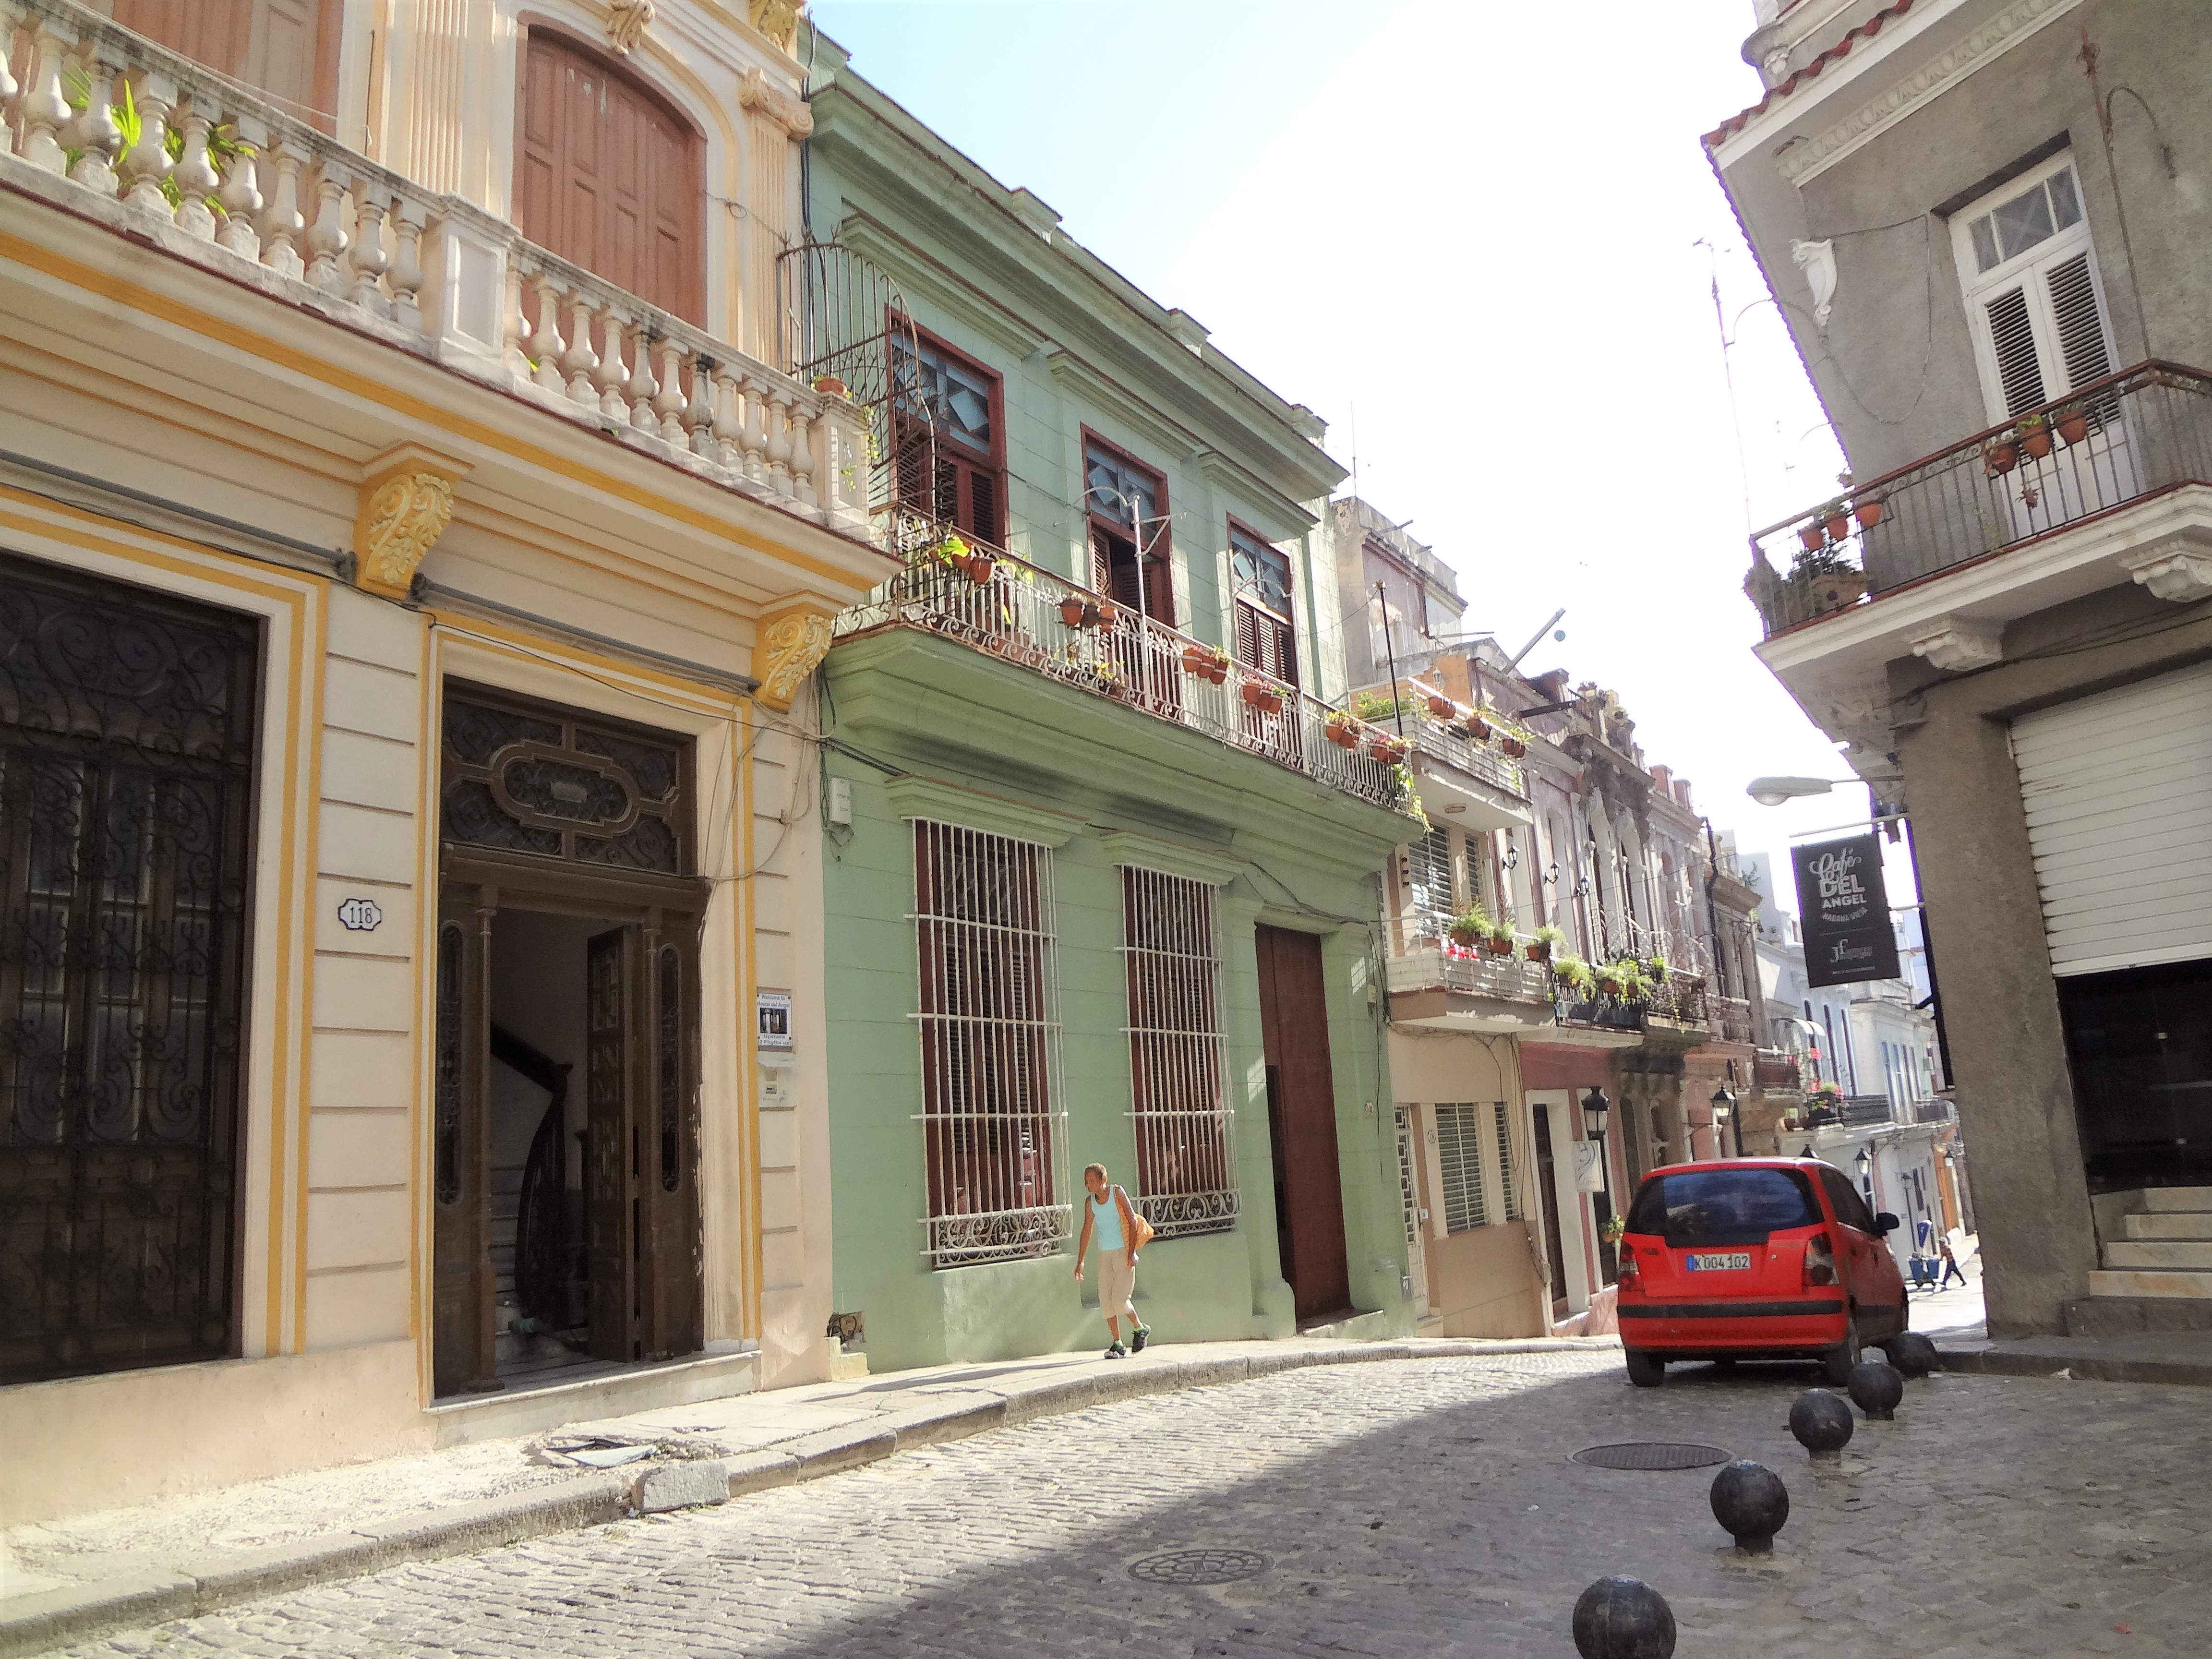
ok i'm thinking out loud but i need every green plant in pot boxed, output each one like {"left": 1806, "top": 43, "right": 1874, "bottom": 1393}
{"left": 2017, "top": 408, "right": 2054, "bottom": 459}
{"left": 1447, "top": 906, "right": 1491, "bottom": 950}
{"left": 1527, "top": 924, "right": 1564, "bottom": 963}
{"left": 1551, "top": 953, "right": 1593, "bottom": 993}
{"left": 1484, "top": 918, "right": 1516, "bottom": 956}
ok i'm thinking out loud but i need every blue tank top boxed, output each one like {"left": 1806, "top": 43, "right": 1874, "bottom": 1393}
{"left": 1089, "top": 1189, "right": 1124, "bottom": 1250}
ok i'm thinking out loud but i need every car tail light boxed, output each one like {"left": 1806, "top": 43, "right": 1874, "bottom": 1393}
{"left": 1616, "top": 1246, "right": 1642, "bottom": 1290}
{"left": 1803, "top": 1233, "right": 1838, "bottom": 1288}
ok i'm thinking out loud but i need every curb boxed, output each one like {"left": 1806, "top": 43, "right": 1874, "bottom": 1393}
{"left": 1936, "top": 1346, "right": 2212, "bottom": 1389}
{"left": 0, "top": 1336, "right": 1617, "bottom": 1657}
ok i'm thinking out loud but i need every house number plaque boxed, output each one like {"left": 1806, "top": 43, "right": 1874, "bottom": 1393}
{"left": 337, "top": 897, "right": 384, "bottom": 932}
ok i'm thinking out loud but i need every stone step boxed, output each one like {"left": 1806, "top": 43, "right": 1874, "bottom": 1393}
{"left": 2065, "top": 1295, "right": 2212, "bottom": 1337}
{"left": 2104, "top": 1240, "right": 2212, "bottom": 1270}
{"left": 2088, "top": 1267, "right": 2212, "bottom": 1299}
{"left": 2128, "top": 1186, "right": 2212, "bottom": 1213}
{"left": 2122, "top": 1211, "right": 2212, "bottom": 1241}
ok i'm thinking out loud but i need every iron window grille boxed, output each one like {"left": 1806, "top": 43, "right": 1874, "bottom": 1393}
{"left": 1433, "top": 1102, "right": 1490, "bottom": 1234}
{"left": 911, "top": 820, "right": 1069, "bottom": 1265}
{"left": 1491, "top": 1102, "right": 1523, "bottom": 1222}
{"left": 1394, "top": 1102, "right": 1429, "bottom": 1310}
{"left": 1118, "top": 868, "right": 1238, "bottom": 1238}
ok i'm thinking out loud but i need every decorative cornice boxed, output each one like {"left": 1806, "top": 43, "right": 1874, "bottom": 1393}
{"left": 754, "top": 599, "right": 836, "bottom": 711}
{"left": 2117, "top": 527, "right": 2212, "bottom": 604}
{"left": 352, "top": 443, "right": 470, "bottom": 599}
{"left": 882, "top": 774, "right": 1086, "bottom": 848}
{"left": 1095, "top": 829, "right": 1246, "bottom": 888}
{"left": 1906, "top": 614, "right": 2004, "bottom": 672}
{"left": 1778, "top": 0, "right": 2079, "bottom": 185}
{"left": 738, "top": 65, "right": 813, "bottom": 138}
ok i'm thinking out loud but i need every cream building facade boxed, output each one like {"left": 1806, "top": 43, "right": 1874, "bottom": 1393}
{"left": 0, "top": 0, "right": 878, "bottom": 1526}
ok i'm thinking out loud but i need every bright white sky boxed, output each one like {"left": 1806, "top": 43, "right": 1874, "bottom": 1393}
{"left": 810, "top": 0, "right": 1921, "bottom": 914}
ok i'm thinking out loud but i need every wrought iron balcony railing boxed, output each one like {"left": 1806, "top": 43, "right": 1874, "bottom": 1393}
{"left": 1555, "top": 970, "right": 1708, "bottom": 1034}
{"left": 2, "top": 0, "right": 866, "bottom": 533}
{"left": 1384, "top": 907, "right": 1555, "bottom": 1004}
{"left": 1746, "top": 362, "right": 2212, "bottom": 637}
{"left": 835, "top": 510, "right": 1417, "bottom": 815}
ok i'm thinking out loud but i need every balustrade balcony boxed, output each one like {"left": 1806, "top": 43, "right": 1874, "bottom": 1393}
{"left": 1384, "top": 906, "right": 1555, "bottom": 1010}
{"left": 1747, "top": 362, "right": 2212, "bottom": 637}
{"left": 835, "top": 510, "right": 1417, "bottom": 815}
{"left": 0, "top": 0, "right": 866, "bottom": 534}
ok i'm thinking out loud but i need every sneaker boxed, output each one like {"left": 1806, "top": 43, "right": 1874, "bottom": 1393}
{"left": 1105, "top": 1342, "right": 1127, "bottom": 1359}
{"left": 1130, "top": 1324, "right": 1150, "bottom": 1354}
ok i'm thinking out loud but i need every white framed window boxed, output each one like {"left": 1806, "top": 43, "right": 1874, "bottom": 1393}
{"left": 1949, "top": 153, "right": 2118, "bottom": 425}
{"left": 1119, "top": 868, "right": 1237, "bottom": 1238}
{"left": 912, "top": 820, "right": 1069, "bottom": 1265}
{"left": 1433, "top": 1103, "right": 1490, "bottom": 1234}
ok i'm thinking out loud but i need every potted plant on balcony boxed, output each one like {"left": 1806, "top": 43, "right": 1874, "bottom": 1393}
{"left": 1059, "top": 594, "right": 1087, "bottom": 629}
{"left": 1852, "top": 496, "right": 1885, "bottom": 531}
{"left": 1500, "top": 733, "right": 1528, "bottom": 759}
{"left": 2055, "top": 400, "right": 2091, "bottom": 445}
{"left": 1183, "top": 643, "right": 1228, "bottom": 680}
{"left": 1483, "top": 919, "right": 1517, "bottom": 957}
{"left": 1448, "top": 907, "right": 1491, "bottom": 950}
{"left": 1983, "top": 433, "right": 2021, "bottom": 476}
{"left": 1090, "top": 659, "right": 1124, "bottom": 697}
{"left": 1424, "top": 690, "right": 1455, "bottom": 720}
{"left": 812, "top": 374, "right": 849, "bottom": 398}
{"left": 1797, "top": 519, "right": 1827, "bottom": 553}
{"left": 2017, "top": 409, "right": 2054, "bottom": 459}
{"left": 1324, "top": 712, "right": 1360, "bottom": 749}
{"left": 1527, "top": 924, "right": 1564, "bottom": 963}
{"left": 1819, "top": 499, "right": 1851, "bottom": 543}
{"left": 1551, "top": 953, "right": 1593, "bottom": 995}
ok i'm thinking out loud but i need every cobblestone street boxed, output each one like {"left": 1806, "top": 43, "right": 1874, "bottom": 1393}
{"left": 59, "top": 1352, "right": 2212, "bottom": 1658}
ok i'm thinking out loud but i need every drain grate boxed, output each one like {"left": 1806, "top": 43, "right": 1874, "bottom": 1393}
{"left": 1573, "top": 1441, "right": 1731, "bottom": 1471}
{"left": 1128, "top": 1548, "right": 1271, "bottom": 1586}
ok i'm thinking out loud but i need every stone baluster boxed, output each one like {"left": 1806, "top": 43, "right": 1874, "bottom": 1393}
{"left": 119, "top": 70, "right": 178, "bottom": 213}
{"left": 653, "top": 339, "right": 689, "bottom": 445}
{"left": 388, "top": 197, "right": 426, "bottom": 333}
{"left": 527, "top": 271, "right": 567, "bottom": 394}
{"left": 257, "top": 136, "right": 307, "bottom": 279}
{"left": 501, "top": 260, "right": 530, "bottom": 376}
{"left": 592, "top": 305, "right": 629, "bottom": 418}
{"left": 64, "top": 44, "right": 125, "bottom": 196}
{"left": 788, "top": 400, "right": 817, "bottom": 509}
{"left": 170, "top": 96, "right": 221, "bottom": 240}
{"left": 739, "top": 372, "right": 771, "bottom": 485}
{"left": 561, "top": 289, "right": 600, "bottom": 407}
{"left": 686, "top": 357, "right": 719, "bottom": 458}
{"left": 347, "top": 186, "right": 392, "bottom": 315}
{"left": 623, "top": 322, "right": 659, "bottom": 431}
{"left": 710, "top": 362, "right": 744, "bottom": 468}
{"left": 15, "top": 16, "right": 76, "bottom": 176}
{"left": 215, "top": 114, "right": 265, "bottom": 259}
{"left": 303, "top": 162, "right": 352, "bottom": 294}
{"left": 764, "top": 386, "right": 795, "bottom": 497}
{"left": 0, "top": 1, "right": 23, "bottom": 159}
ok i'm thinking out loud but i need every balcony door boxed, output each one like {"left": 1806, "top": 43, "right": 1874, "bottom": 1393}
{"left": 109, "top": 0, "right": 339, "bottom": 130}
{"left": 517, "top": 28, "right": 705, "bottom": 326}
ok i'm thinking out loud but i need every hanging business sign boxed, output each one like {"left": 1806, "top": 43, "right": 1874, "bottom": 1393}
{"left": 1793, "top": 834, "right": 1901, "bottom": 988}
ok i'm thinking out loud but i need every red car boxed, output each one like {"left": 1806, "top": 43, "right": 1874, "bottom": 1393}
{"left": 1614, "top": 1157, "right": 1909, "bottom": 1387}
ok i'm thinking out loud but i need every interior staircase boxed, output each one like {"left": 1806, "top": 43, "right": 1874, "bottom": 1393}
{"left": 2068, "top": 1186, "right": 2212, "bottom": 1336}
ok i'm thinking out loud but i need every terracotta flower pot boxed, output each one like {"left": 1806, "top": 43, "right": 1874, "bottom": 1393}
{"left": 1468, "top": 719, "right": 1492, "bottom": 743}
{"left": 1852, "top": 499, "right": 1884, "bottom": 530}
{"left": 1208, "top": 664, "right": 1227, "bottom": 685}
{"left": 965, "top": 556, "right": 995, "bottom": 585}
{"left": 811, "top": 375, "right": 848, "bottom": 397}
{"left": 1485, "top": 938, "right": 1513, "bottom": 957}
{"left": 1525, "top": 943, "right": 1549, "bottom": 962}
{"left": 1448, "top": 926, "right": 1483, "bottom": 949}
{"left": 1059, "top": 598, "right": 1085, "bottom": 628}
{"left": 2021, "top": 427, "right": 2053, "bottom": 459}
{"left": 2056, "top": 412, "right": 2091, "bottom": 445}
{"left": 1823, "top": 514, "right": 1850, "bottom": 543}
{"left": 1241, "top": 682, "right": 1267, "bottom": 708}
{"left": 1799, "top": 525, "right": 1826, "bottom": 553}
{"left": 1262, "top": 693, "right": 1285, "bottom": 716}
{"left": 1425, "top": 694, "right": 1453, "bottom": 719}
{"left": 1502, "top": 737, "right": 1527, "bottom": 758}
{"left": 1984, "top": 442, "right": 2020, "bottom": 476}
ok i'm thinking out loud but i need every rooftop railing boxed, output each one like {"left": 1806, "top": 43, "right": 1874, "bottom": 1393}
{"left": 834, "top": 510, "right": 1417, "bottom": 816}
{"left": 1, "top": 0, "right": 866, "bottom": 534}
{"left": 1746, "top": 362, "right": 2212, "bottom": 636}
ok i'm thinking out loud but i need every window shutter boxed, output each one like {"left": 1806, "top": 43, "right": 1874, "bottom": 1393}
{"left": 1405, "top": 827, "right": 1453, "bottom": 918}
{"left": 2045, "top": 251, "right": 2114, "bottom": 395}
{"left": 1233, "top": 601, "right": 1260, "bottom": 670}
{"left": 1434, "top": 1104, "right": 1489, "bottom": 1233}
{"left": 1492, "top": 1104, "right": 1523, "bottom": 1222}
{"left": 1984, "top": 286, "right": 2048, "bottom": 416}
{"left": 967, "top": 466, "right": 999, "bottom": 544}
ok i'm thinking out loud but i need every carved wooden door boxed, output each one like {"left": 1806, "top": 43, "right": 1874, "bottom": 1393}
{"left": 431, "top": 898, "right": 497, "bottom": 1396}
{"left": 584, "top": 926, "right": 638, "bottom": 1362}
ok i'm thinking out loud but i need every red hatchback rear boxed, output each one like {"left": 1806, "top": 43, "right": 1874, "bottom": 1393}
{"left": 1614, "top": 1158, "right": 1908, "bottom": 1387}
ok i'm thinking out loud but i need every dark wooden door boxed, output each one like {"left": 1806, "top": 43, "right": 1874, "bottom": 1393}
{"left": 517, "top": 29, "right": 704, "bottom": 325}
{"left": 585, "top": 923, "right": 701, "bottom": 1362}
{"left": 1254, "top": 925, "right": 1349, "bottom": 1322}
{"left": 1531, "top": 1103, "right": 1569, "bottom": 1319}
{"left": 110, "top": 0, "right": 339, "bottom": 132}
{"left": 432, "top": 900, "right": 498, "bottom": 1395}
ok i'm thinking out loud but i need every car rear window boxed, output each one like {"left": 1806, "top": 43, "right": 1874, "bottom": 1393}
{"left": 1625, "top": 1168, "right": 1822, "bottom": 1246}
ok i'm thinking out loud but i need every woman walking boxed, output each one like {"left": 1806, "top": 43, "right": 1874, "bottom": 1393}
{"left": 1073, "top": 1163, "right": 1151, "bottom": 1358}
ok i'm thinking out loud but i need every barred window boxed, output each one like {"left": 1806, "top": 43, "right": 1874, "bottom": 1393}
{"left": 1120, "top": 869, "right": 1238, "bottom": 1237}
{"left": 1433, "top": 1103, "right": 1490, "bottom": 1233}
{"left": 1491, "top": 1102, "right": 1523, "bottom": 1222}
{"left": 913, "top": 821, "right": 1068, "bottom": 1265}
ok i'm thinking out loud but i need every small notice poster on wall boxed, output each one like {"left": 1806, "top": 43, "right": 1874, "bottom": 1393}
{"left": 756, "top": 991, "right": 793, "bottom": 1050}
{"left": 1792, "top": 834, "right": 1902, "bottom": 988}
{"left": 1573, "top": 1141, "right": 1605, "bottom": 1193}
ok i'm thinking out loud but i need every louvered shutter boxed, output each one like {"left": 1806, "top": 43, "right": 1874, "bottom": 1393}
{"left": 1404, "top": 827, "right": 1453, "bottom": 918}
{"left": 2046, "top": 252, "right": 2114, "bottom": 391}
{"left": 967, "top": 466, "right": 999, "bottom": 544}
{"left": 1984, "top": 287, "right": 2048, "bottom": 417}
{"left": 2009, "top": 661, "right": 2212, "bottom": 976}
{"left": 1434, "top": 1104, "right": 1489, "bottom": 1233}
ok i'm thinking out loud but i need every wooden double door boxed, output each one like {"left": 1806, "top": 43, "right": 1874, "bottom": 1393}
{"left": 1254, "top": 925, "right": 1350, "bottom": 1323}
{"left": 433, "top": 895, "right": 703, "bottom": 1397}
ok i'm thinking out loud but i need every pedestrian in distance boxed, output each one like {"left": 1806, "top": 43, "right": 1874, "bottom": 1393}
{"left": 1937, "top": 1236, "right": 1968, "bottom": 1289}
{"left": 1072, "top": 1163, "right": 1153, "bottom": 1358}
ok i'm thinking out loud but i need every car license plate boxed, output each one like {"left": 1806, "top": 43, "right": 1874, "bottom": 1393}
{"left": 1686, "top": 1251, "right": 1751, "bottom": 1272}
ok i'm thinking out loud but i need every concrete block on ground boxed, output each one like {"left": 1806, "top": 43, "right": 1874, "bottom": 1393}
{"left": 637, "top": 1460, "right": 730, "bottom": 1513}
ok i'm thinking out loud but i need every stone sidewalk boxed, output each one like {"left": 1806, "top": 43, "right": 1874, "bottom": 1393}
{"left": 0, "top": 1334, "right": 1617, "bottom": 1657}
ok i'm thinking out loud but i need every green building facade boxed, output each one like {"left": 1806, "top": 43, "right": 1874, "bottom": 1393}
{"left": 803, "top": 29, "right": 1420, "bottom": 1371}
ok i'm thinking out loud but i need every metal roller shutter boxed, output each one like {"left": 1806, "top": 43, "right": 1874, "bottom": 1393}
{"left": 2009, "top": 661, "right": 2212, "bottom": 975}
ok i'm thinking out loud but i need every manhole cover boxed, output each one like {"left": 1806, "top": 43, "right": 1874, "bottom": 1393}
{"left": 1128, "top": 1548, "right": 1271, "bottom": 1586}
{"left": 1573, "top": 1442, "right": 1731, "bottom": 1471}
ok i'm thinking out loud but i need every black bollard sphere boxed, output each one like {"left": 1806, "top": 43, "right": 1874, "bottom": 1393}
{"left": 1709, "top": 1459, "right": 1790, "bottom": 1555}
{"left": 1789, "top": 1388, "right": 1855, "bottom": 1459}
{"left": 1572, "top": 1575, "right": 1677, "bottom": 1659}
{"left": 1848, "top": 1358, "right": 1906, "bottom": 1420}
{"left": 1884, "top": 1331, "right": 1938, "bottom": 1379}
